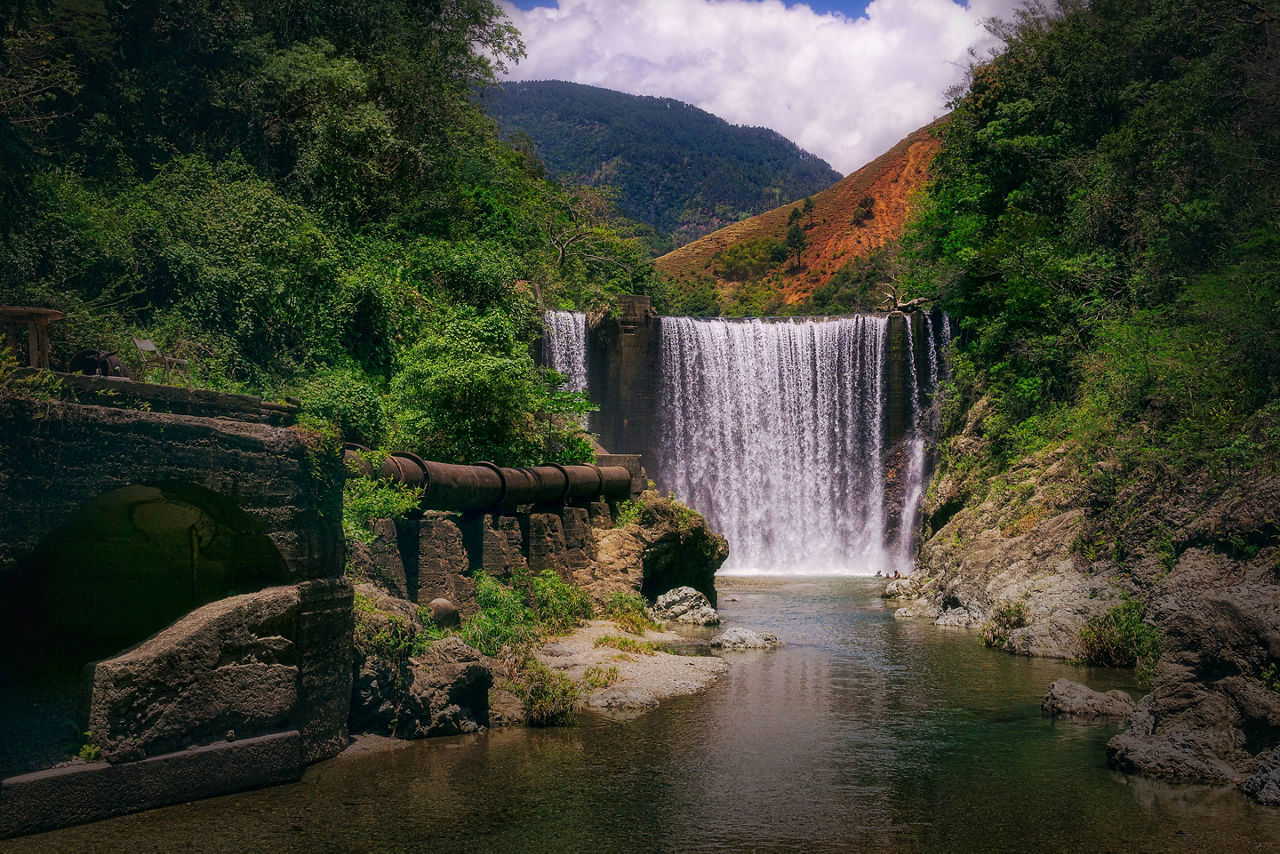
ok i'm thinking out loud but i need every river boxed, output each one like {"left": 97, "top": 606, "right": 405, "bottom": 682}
{"left": 8, "top": 577, "right": 1278, "bottom": 852}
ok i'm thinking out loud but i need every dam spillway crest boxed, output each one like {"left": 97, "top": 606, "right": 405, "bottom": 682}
{"left": 543, "top": 301, "right": 950, "bottom": 574}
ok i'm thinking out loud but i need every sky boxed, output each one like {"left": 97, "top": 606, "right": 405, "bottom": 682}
{"left": 496, "top": 0, "right": 1023, "bottom": 175}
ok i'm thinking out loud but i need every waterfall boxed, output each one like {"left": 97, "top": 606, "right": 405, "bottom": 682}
{"left": 650, "top": 313, "right": 947, "bottom": 576}
{"left": 543, "top": 310, "right": 588, "bottom": 392}
{"left": 545, "top": 305, "right": 949, "bottom": 576}
{"left": 654, "top": 316, "right": 889, "bottom": 574}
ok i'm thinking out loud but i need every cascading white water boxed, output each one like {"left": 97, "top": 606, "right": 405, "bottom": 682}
{"left": 655, "top": 316, "right": 893, "bottom": 575}
{"left": 539, "top": 307, "right": 950, "bottom": 576}
{"left": 543, "top": 310, "right": 588, "bottom": 392}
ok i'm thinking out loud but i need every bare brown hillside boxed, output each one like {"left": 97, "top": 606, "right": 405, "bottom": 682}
{"left": 656, "top": 119, "right": 943, "bottom": 305}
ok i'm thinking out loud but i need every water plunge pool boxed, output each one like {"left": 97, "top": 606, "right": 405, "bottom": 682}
{"left": 12, "top": 578, "right": 1278, "bottom": 852}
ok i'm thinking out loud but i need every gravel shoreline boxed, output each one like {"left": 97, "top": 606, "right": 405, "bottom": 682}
{"left": 537, "top": 620, "right": 729, "bottom": 718}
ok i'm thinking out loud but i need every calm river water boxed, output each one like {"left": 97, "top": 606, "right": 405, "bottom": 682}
{"left": 8, "top": 577, "right": 1279, "bottom": 852}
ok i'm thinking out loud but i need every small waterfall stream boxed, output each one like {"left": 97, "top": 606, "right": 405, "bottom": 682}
{"left": 541, "top": 309, "right": 948, "bottom": 575}
{"left": 542, "top": 310, "right": 588, "bottom": 392}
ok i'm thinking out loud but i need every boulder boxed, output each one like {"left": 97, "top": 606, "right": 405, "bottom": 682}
{"left": 398, "top": 638, "right": 493, "bottom": 738}
{"left": 1240, "top": 750, "right": 1280, "bottom": 806}
{"left": 588, "top": 493, "right": 727, "bottom": 607}
{"left": 427, "top": 598, "right": 460, "bottom": 628}
{"left": 652, "top": 586, "right": 720, "bottom": 626}
{"left": 1041, "top": 680, "right": 1135, "bottom": 718}
{"left": 1107, "top": 544, "right": 1280, "bottom": 791}
{"left": 84, "top": 587, "right": 301, "bottom": 763}
{"left": 935, "top": 608, "right": 979, "bottom": 628}
{"left": 351, "top": 629, "right": 493, "bottom": 739}
{"left": 711, "top": 627, "right": 781, "bottom": 650}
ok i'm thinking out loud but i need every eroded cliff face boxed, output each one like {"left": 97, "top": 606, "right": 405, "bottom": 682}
{"left": 888, "top": 396, "right": 1280, "bottom": 803}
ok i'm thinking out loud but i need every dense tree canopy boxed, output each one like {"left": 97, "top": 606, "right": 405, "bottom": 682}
{"left": 0, "top": 0, "right": 666, "bottom": 465}
{"left": 904, "top": 0, "right": 1280, "bottom": 477}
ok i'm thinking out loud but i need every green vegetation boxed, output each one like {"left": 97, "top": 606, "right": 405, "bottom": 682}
{"left": 713, "top": 237, "right": 787, "bottom": 282}
{"left": 0, "top": 0, "right": 664, "bottom": 466}
{"left": 613, "top": 499, "right": 647, "bottom": 528}
{"left": 900, "top": 0, "right": 1280, "bottom": 485}
{"left": 75, "top": 732, "right": 100, "bottom": 763}
{"left": 582, "top": 665, "right": 619, "bottom": 689}
{"left": 593, "top": 634, "right": 658, "bottom": 655}
{"left": 529, "top": 569, "right": 595, "bottom": 632}
{"left": 513, "top": 658, "right": 580, "bottom": 727}
{"left": 1078, "top": 599, "right": 1164, "bottom": 686}
{"left": 851, "top": 195, "right": 875, "bottom": 226}
{"left": 785, "top": 223, "right": 808, "bottom": 267}
{"left": 459, "top": 569, "right": 592, "bottom": 657}
{"left": 341, "top": 451, "right": 421, "bottom": 545}
{"left": 1263, "top": 663, "right": 1279, "bottom": 693}
{"left": 980, "top": 599, "right": 1030, "bottom": 649}
{"left": 459, "top": 572, "right": 539, "bottom": 657}
{"left": 483, "top": 80, "right": 840, "bottom": 252}
{"left": 603, "top": 593, "right": 661, "bottom": 635}
{"left": 803, "top": 246, "right": 894, "bottom": 314}
{"left": 457, "top": 568, "right": 590, "bottom": 727}
{"left": 353, "top": 591, "right": 433, "bottom": 730}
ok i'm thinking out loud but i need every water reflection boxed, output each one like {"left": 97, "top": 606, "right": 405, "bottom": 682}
{"left": 9, "top": 578, "right": 1279, "bottom": 852}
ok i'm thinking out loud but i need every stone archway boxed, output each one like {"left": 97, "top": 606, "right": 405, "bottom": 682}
{"left": 0, "top": 482, "right": 290, "bottom": 778}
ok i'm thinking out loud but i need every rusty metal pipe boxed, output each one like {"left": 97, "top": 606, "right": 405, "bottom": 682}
{"left": 347, "top": 452, "right": 631, "bottom": 511}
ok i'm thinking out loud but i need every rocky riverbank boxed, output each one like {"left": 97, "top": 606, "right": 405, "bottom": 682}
{"left": 887, "top": 396, "right": 1280, "bottom": 805}
{"left": 347, "top": 493, "right": 735, "bottom": 737}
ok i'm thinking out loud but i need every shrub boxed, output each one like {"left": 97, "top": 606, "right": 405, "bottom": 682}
{"left": 593, "top": 634, "right": 658, "bottom": 655}
{"left": 980, "top": 599, "right": 1030, "bottom": 649}
{"left": 1078, "top": 598, "right": 1164, "bottom": 685}
{"left": 459, "top": 573, "right": 538, "bottom": 656}
{"left": 603, "top": 593, "right": 660, "bottom": 635}
{"left": 529, "top": 569, "right": 595, "bottom": 632}
{"left": 299, "top": 368, "right": 387, "bottom": 446}
{"left": 388, "top": 305, "right": 595, "bottom": 467}
{"left": 582, "top": 665, "right": 619, "bottom": 689}
{"left": 852, "top": 195, "right": 875, "bottom": 225}
{"left": 614, "top": 499, "right": 646, "bottom": 528}
{"left": 518, "top": 658, "right": 580, "bottom": 727}
{"left": 341, "top": 455, "right": 420, "bottom": 545}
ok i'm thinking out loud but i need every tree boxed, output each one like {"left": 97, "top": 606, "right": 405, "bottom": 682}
{"left": 785, "top": 223, "right": 807, "bottom": 266}
{"left": 802, "top": 196, "right": 816, "bottom": 226}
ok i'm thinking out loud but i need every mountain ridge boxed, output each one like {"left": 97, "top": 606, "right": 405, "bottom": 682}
{"left": 483, "top": 80, "right": 842, "bottom": 252}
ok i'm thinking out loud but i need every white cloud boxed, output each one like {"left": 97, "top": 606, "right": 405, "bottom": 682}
{"left": 497, "top": 0, "right": 1022, "bottom": 174}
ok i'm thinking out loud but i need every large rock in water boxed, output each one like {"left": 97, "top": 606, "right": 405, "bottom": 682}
{"left": 1041, "top": 680, "right": 1135, "bottom": 719}
{"left": 1241, "top": 750, "right": 1280, "bottom": 806}
{"left": 711, "top": 627, "right": 782, "bottom": 650}
{"left": 1106, "top": 544, "right": 1280, "bottom": 792}
{"left": 653, "top": 587, "right": 720, "bottom": 626}
{"left": 582, "top": 493, "right": 727, "bottom": 607}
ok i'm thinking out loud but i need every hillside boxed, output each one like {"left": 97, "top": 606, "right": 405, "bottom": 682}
{"left": 655, "top": 119, "right": 941, "bottom": 311}
{"left": 482, "top": 80, "right": 841, "bottom": 252}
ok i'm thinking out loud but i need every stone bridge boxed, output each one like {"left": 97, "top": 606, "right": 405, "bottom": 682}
{"left": 0, "top": 386, "right": 351, "bottom": 838}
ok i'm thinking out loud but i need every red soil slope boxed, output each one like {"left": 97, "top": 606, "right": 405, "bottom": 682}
{"left": 656, "top": 119, "right": 943, "bottom": 305}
